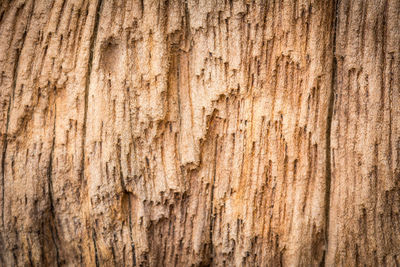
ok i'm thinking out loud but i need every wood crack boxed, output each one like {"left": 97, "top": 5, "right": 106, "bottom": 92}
{"left": 117, "top": 138, "right": 136, "bottom": 266}
{"left": 47, "top": 101, "right": 60, "bottom": 266}
{"left": 81, "top": 0, "right": 103, "bottom": 181}
{"left": 208, "top": 136, "right": 218, "bottom": 264}
{"left": 92, "top": 229, "right": 100, "bottom": 267}
{"left": 322, "top": 0, "right": 340, "bottom": 265}
{"left": 1, "top": 98, "right": 10, "bottom": 229}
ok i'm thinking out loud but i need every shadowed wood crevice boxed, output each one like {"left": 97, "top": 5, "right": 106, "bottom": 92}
{"left": 81, "top": 0, "right": 103, "bottom": 180}
{"left": 46, "top": 99, "right": 60, "bottom": 266}
{"left": 321, "top": 1, "right": 340, "bottom": 266}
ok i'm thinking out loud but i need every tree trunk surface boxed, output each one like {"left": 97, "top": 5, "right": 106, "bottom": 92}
{"left": 0, "top": 0, "right": 398, "bottom": 266}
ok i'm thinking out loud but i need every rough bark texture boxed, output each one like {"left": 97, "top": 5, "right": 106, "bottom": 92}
{"left": 0, "top": 0, "right": 398, "bottom": 266}
{"left": 328, "top": 1, "right": 400, "bottom": 265}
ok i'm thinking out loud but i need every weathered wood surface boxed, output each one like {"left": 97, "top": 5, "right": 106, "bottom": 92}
{"left": 0, "top": 0, "right": 398, "bottom": 266}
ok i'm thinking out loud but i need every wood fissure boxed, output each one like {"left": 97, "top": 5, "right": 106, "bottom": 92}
{"left": 47, "top": 100, "right": 60, "bottom": 267}
{"left": 322, "top": 1, "right": 340, "bottom": 265}
{"left": 92, "top": 229, "right": 100, "bottom": 267}
{"left": 81, "top": 0, "right": 103, "bottom": 180}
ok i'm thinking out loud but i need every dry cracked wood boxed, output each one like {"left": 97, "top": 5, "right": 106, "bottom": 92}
{"left": 0, "top": 0, "right": 398, "bottom": 266}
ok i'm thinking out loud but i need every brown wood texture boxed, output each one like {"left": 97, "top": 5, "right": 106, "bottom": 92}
{"left": 0, "top": 0, "right": 398, "bottom": 266}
